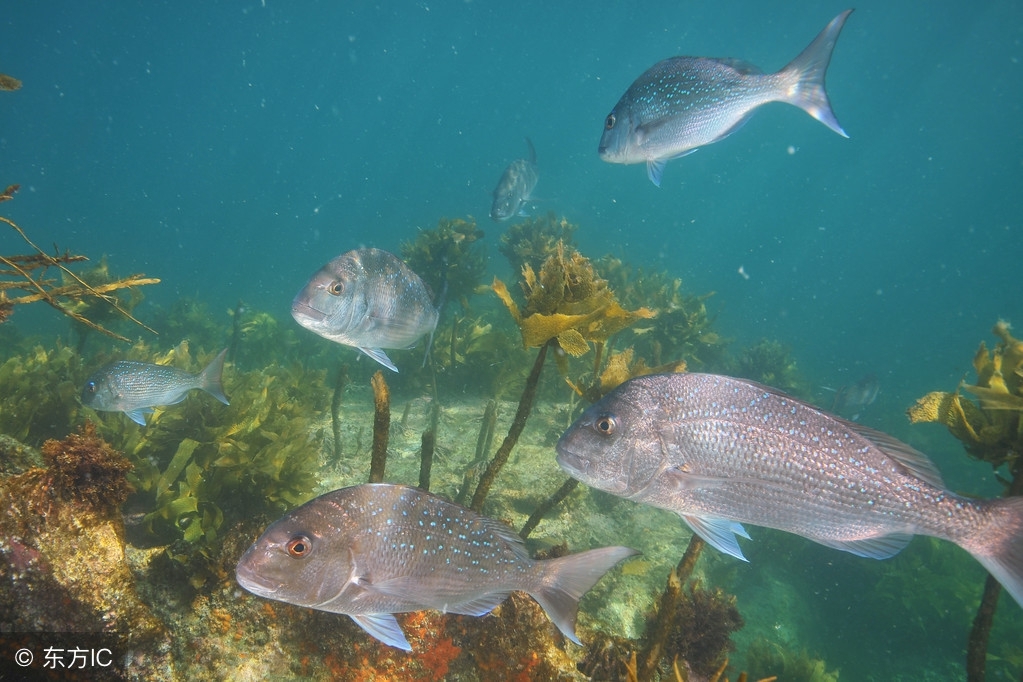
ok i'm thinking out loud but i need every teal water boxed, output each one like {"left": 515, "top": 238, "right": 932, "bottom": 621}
{"left": 3, "top": 1, "right": 1022, "bottom": 680}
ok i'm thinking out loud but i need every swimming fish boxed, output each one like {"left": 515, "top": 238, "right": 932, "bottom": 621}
{"left": 490, "top": 138, "right": 539, "bottom": 222}
{"left": 81, "top": 348, "right": 229, "bottom": 425}
{"left": 291, "top": 248, "right": 439, "bottom": 372}
{"left": 556, "top": 373, "right": 1023, "bottom": 609}
{"left": 828, "top": 372, "right": 880, "bottom": 420}
{"left": 236, "top": 483, "right": 636, "bottom": 651}
{"left": 599, "top": 10, "right": 853, "bottom": 186}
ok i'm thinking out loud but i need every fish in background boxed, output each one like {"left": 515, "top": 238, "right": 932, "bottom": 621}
{"left": 235, "top": 483, "right": 636, "bottom": 651}
{"left": 81, "top": 348, "right": 229, "bottom": 425}
{"left": 598, "top": 9, "right": 853, "bottom": 186}
{"left": 556, "top": 373, "right": 1023, "bottom": 610}
{"left": 291, "top": 248, "right": 439, "bottom": 372}
{"left": 826, "top": 372, "right": 880, "bottom": 420}
{"left": 490, "top": 137, "right": 539, "bottom": 221}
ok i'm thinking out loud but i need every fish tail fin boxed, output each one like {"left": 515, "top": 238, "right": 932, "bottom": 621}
{"left": 198, "top": 348, "right": 230, "bottom": 405}
{"left": 779, "top": 9, "right": 853, "bottom": 138}
{"left": 529, "top": 546, "right": 637, "bottom": 644}
{"left": 964, "top": 496, "right": 1023, "bottom": 609}
{"left": 524, "top": 136, "right": 536, "bottom": 164}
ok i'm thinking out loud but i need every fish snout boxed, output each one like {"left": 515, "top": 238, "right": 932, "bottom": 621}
{"left": 235, "top": 560, "right": 280, "bottom": 597}
{"left": 291, "top": 298, "right": 327, "bottom": 323}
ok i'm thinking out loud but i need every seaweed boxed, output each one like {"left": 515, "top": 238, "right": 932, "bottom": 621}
{"left": 401, "top": 215, "right": 487, "bottom": 307}
{"left": 2, "top": 194, "right": 160, "bottom": 342}
{"left": 732, "top": 338, "right": 809, "bottom": 398}
{"left": 39, "top": 422, "right": 133, "bottom": 511}
{"left": 906, "top": 320, "right": 1023, "bottom": 682}
{"left": 498, "top": 212, "right": 578, "bottom": 274}
{"left": 93, "top": 348, "right": 326, "bottom": 586}
{"left": 0, "top": 343, "right": 84, "bottom": 445}
{"left": 369, "top": 370, "right": 391, "bottom": 483}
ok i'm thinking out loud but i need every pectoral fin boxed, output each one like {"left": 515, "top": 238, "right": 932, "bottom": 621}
{"left": 359, "top": 347, "right": 398, "bottom": 372}
{"left": 681, "top": 514, "right": 751, "bottom": 562}
{"left": 125, "top": 408, "right": 152, "bottom": 426}
{"left": 350, "top": 613, "right": 411, "bottom": 651}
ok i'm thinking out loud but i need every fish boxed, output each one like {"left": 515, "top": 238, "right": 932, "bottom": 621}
{"left": 490, "top": 138, "right": 539, "bottom": 221}
{"left": 828, "top": 372, "right": 880, "bottom": 420}
{"left": 291, "top": 248, "right": 440, "bottom": 372}
{"left": 81, "top": 348, "right": 229, "bottom": 426}
{"left": 235, "top": 483, "right": 636, "bottom": 651}
{"left": 598, "top": 10, "right": 853, "bottom": 186}
{"left": 556, "top": 372, "right": 1023, "bottom": 609}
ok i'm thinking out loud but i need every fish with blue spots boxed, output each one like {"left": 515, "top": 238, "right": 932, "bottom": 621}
{"left": 599, "top": 10, "right": 853, "bottom": 186}
{"left": 235, "top": 483, "right": 636, "bottom": 651}
{"left": 557, "top": 373, "right": 1023, "bottom": 609}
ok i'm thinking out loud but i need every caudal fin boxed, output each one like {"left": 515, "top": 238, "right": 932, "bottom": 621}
{"left": 967, "top": 496, "right": 1023, "bottom": 609}
{"left": 779, "top": 9, "right": 853, "bottom": 138}
{"left": 529, "top": 546, "right": 637, "bottom": 645}
{"left": 198, "top": 348, "right": 230, "bottom": 405}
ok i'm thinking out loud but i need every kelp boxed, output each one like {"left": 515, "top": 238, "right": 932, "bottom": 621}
{"left": 93, "top": 345, "right": 325, "bottom": 586}
{"left": 906, "top": 320, "right": 1023, "bottom": 682}
{"left": 0, "top": 343, "right": 84, "bottom": 445}
{"left": 1, "top": 188, "right": 159, "bottom": 341}
{"left": 401, "top": 215, "right": 486, "bottom": 307}
{"left": 498, "top": 212, "right": 577, "bottom": 275}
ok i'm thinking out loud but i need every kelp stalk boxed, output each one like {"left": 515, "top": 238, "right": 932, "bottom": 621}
{"left": 369, "top": 371, "right": 390, "bottom": 483}
{"left": 418, "top": 428, "right": 435, "bottom": 491}
{"left": 331, "top": 364, "right": 348, "bottom": 460}
{"left": 470, "top": 341, "right": 549, "bottom": 512}
{"left": 474, "top": 399, "right": 497, "bottom": 463}
{"left": 519, "top": 477, "right": 578, "bottom": 539}
{"left": 639, "top": 535, "right": 705, "bottom": 682}
{"left": 967, "top": 460, "right": 1023, "bottom": 682}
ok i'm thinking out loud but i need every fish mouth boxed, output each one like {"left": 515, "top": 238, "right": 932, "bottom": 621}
{"left": 235, "top": 562, "right": 280, "bottom": 596}
{"left": 554, "top": 440, "right": 589, "bottom": 479}
{"left": 291, "top": 298, "right": 326, "bottom": 323}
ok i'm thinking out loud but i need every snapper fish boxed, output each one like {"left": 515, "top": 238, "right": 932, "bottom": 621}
{"left": 235, "top": 483, "right": 636, "bottom": 651}
{"left": 490, "top": 138, "right": 539, "bottom": 222}
{"left": 556, "top": 373, "right": 1023, "bottom": 609}
{"left": 81, "top": 349, "right": 229, "bottom": 425}
{"left": 291, "top": 248, "right": 439, "bottom": 372}
{"left": 599, "top": 10, "right": 853, "bottom": 186}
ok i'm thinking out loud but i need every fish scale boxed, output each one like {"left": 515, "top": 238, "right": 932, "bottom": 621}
{"left": 557, "top": 372, "right": 1023, "bottom": 609}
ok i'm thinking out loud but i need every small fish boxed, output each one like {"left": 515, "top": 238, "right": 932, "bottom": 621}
{"left": 599, "top": 10, "right": 853, "bottom": 186}
{"left": 490, "top": 138, "right": 539, "bottom": 221}
{"left": 556, "top": 373, "right": 1023, "bottom": 609}
{"left": 829, "top": 372, "right": 880, "bottom": 420}
{"left": 236, "top": 483, "right": 636, "bottom": 651}
{"left": 291, "top": 248, "right": 440, "bottom": 372}
{"left": 81, "top": 349, "right": 229, "bottom": 425}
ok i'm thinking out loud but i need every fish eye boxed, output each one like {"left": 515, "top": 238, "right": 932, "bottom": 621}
{"left": 85, "top": 381, "right": 96, "bottom": 394}
{"left": 604, "top": 113, "right": 616, "bottom": 130}
{"left": 286, "top": 535, "right": 312, "bottom": 558}
{"left": 327, "top": 280, "right": 345, "bottom": 296}
{"left": 594, "top": 415, "right": 616, "bottom": 436}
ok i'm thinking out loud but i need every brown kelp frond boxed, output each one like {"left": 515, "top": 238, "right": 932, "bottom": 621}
{"left": 1, "top": 199, "right": 159, "bottom": 340}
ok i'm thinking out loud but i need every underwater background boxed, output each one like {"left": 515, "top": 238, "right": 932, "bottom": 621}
{"left": 2, "top": 1, "right": 1022, "bottom": 680}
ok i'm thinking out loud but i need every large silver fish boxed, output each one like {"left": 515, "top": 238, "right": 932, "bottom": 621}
{"left": 599, "top": 10, "right": 852, "bottom": 186}
{"left": 291, "top": 248, "right": 439, "bottom": 372}
{"left": 490, "top": 138, "right": 539, "bottom": 222}
{"left": 81, "top": 349, "right": 229, "bottom": 426}
{"left": 235, "top": 483, "right": 636, "bottom": 651}
{"left": 556, "top": 373, "right": 1023, "bottom": 609}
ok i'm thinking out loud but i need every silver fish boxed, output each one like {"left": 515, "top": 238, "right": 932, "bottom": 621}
{"left": 490, "top": 138, "right": 539, "bottom": 222}
{"left": 556, "top": 373, "right": 1023, "bottom": 609}
{"left": 599, "top": 10, "right": 852, "bottom": 186}
{"left": 236, "top": 483, "right": 636, "bottom": 651}
{"left": 81, "top": 348, "right": 229, "bottom": 426}
{"left": 829, "top": 372, "right": 880, "bottom": 420}
{"left": 291, "top": 248, "right": 439, "bottom": 372}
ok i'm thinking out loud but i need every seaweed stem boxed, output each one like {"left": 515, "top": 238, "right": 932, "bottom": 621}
{"left": 331, "top": 363, "right": 348, "bottom": 460}
{"left": 639, "top": 535, "right": 705, "bottom": 682}
{"left": 519, "top": 477, "right": 578, "bottom": 539}
{"left": 418, "top": 428, "right": 435, "bottom": 491}
{"left": 369, "top": 371, "right": 390, "bottom": 483}
{"left": 470, "top": 340, "right": 550, "bottom": 512}
{"left": 474, "top": 399, "right": 497, "bottom": 463}
{"left": 966, "top": 458, "right": 1022, "bottom": 682}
